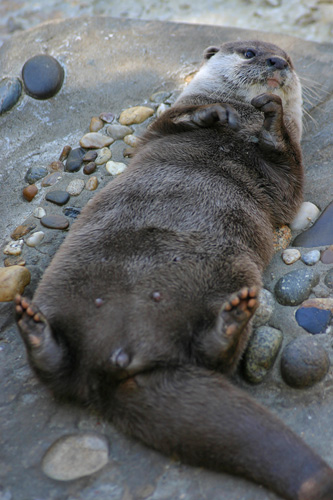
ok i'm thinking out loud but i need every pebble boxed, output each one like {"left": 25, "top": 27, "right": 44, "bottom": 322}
{"left": 22, "top": 54, "right": 64, "bottom": 100}
{"left": 95, "top": 147, "right": 112, "bottom": 165}
{"left": 324, "top": 269, "right": 333, "bottom": 288}
{"left": 65, "top": 147, "right": 87, "bottom": 173}
{"left": 280, "top": 336, "right": 330, "bottom": 388}
{"left": 301, "top": 249, "right": 320, "bottom": 266}
{"left": 59, "top": 145, "right": 71, "bottom": 162}
{"left": 83, "top": 150, "right": 98, "bottom": 162}
{"left": 252, "top": 288, "right": 275, "bottom": 327}
{"left": 157, "top": 103, "right": 169, "bottom": 117}
{"left": 290, "top": 201, "right": 320, "bottom": 231}
{"left": 85, "top": 176, "right": 99, "bottom": 191}
{"left": 0, "top": 77, "right": 22, "bottom": 114}
{"left": 119, "top": 106, "right": 154, "bottom": 125}
{"left": 83, "top": 162, "right": 97, "bottom": 175}
{"left": 298, "top": 297, "right": 333, "bottom": 312}
{"left": 26, "top": 231, "right": 45, "bottom": 247}
{"left": 33, "top": 207, "right": 46, "bottom": 219}
{"left": 99, "top": 112, "right": 114, "bottom": 123}
{"left": 293, "top": 200, "right": 333, "bottom": 247}
{"left": 45, "top": 190, "right": 70, "bottom": 206}
{"left": 244, "top": 326, "right": 283, "bottom": 383}
{"left": 3, "top": 240, "right": 24, "bottom": 256}
{"left": 321, "top": 246, "right": 333, "bottom": 264}
{"left": 41, "top": 172, "right": 62, "bottom": 187}
{"left": 89, "top": 116, "right": 104, "bottom": 132}
{"left": 41, "top": 215, "right": 69, "bottom": 230}
{"left": 272, "top": 225, "right": 292, "bottom": 251}
{"left": 11, "top": 224, "right": 36, "bottom": 241}
{"left": 274, "top": 268, "right": 319, "bottom": 306}
{"left": 282, "top": 248, "right": 301, "bottom": 265}
{"left": 0, "top": 265, "right": 31, "bottom": 302}
{"left": 79, "top": 133, "right": 114, "bottom": 149}
{"left": 25, "top": 166, "right": 48, "bottom": 184}
{"left": 106, "top": 124, "right": 133, "bottom": 140}
{"left": 4, "top": 257, "right": 25, "bottom": 267}
{"left": 123, "top": 134, "right": 140, "bottom": 147}
{"left": 41, "top": 433, "right": 109, "bottom": 481}
{"left": 22, "top": 184, "right": 38, "bottom": 202}
{"left": 63, "top": 207, "right": 81, "bottom": 219}
{"left": 66, "top": 179, "right": 85, "bottom": 196}
{"left": 150, "top": 91, "right": 171, "bottom": 103}
{"left": 295, "top": 307, "right": 332, "bottom": 334}
{"left": 48, "top": 160, "right": 65, "bottom": 172}
{"left": 106, "top": 161, "right": 127, "bottom": 175}
{"left": 123, "top": 147, "right": 135, "bottom": 158}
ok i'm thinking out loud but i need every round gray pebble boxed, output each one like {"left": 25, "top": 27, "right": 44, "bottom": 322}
{"left": 274, "top": 268, "right": 319, "bottom": 306}
{"left": 25, "top": 166, "right": 48, "bottom": 184}
{"left": 244, "top": 326, "right": 283, "bottom": 383}
{"left": 301, "top": 250, "right": 320, "bottom": 266}
{"left": 22, "top": 54, "right": 64, "bottom": 100}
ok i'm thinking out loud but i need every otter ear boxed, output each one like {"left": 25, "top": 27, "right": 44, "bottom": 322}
{"left": 204, "top": 46, "right": 220, "bottom": 60}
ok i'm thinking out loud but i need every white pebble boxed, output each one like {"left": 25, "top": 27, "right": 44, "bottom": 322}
{"left": 290, "top": 202, "right": 320, "bottom": 231}
{"left": 156, "top": 103, "right": 169, "bottom": 117}
{"left": 301, "top": 249, "right": 320, "bottom": 266}
{"left": 33, "top": 207, "right": 46, "bottom": 219}
{"left": 106, "top": 161, "right": 127, "bottom": 175}
{"left": 26, "top": 231, "right": 45, "bottom": 247}
{"left": 3, "top": 239, "right": 24, "bottom": 256}
{"left": 282, "top": 248, "right": 301, "bottom": 265}
{"left": 66, "top": 179, "right": 85, "bottom": 196}
{"left": 95, "top": 147, "right": 112, "bottom": 165}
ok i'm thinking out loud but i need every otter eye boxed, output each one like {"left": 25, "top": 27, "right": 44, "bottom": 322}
{"left": 244, "top": 50, "right": 256, "bottom": 59}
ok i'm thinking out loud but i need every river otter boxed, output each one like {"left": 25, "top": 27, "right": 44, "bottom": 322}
{"left": 15, "top": 40, "right": 333, "bottom": 499}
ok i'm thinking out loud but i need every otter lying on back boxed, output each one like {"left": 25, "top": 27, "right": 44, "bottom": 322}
{"left": 15, "top": 40, "right": 333, "bottom": 500}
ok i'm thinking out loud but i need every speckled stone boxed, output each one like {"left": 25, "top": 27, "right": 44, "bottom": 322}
{"left": 33, "top": 207, "right": 46, "bottom": 219}
{"left": 274, "top": 268, "right": 319, "bottom": 306}
{"left": 22, "top": 184, "right": 38, "bottom": 202}
{"left": 41, "top": 215, "right": 69, "bottom": 230}
{"left": 26, "top": 231, "right": 45, "bottom": 247}
{"left": 106, "top": 124, "right": 133, "bottom": 140}
{"left": 41, "top": 172, "right": 62, "bottom": 187}
{"left": 3, "top": 240, "right": 24, "bottom": 256}
{"left": 295, "top": 307, "right": 332, "bottom": 334}
{"left": 123, "top": 134, "right": 140, "bottom": 147}
{"left": 48, "top": 160, "right": 65, "bottom": 172}
{"left": 244, "top": 326, "right": 283, "bottom": 383}
{"left": 63, "top": 207, "right": 81, "bottom": 219}
{"left": 59, "top": 145, "right": 71, "bottom": 162}
{"left": 79, "top": 133, "right": 114, "bottom": 149}
{"left": 321, "top": 246, "right": 333, "bottom": 264}
{"left": 273, "top": 225, "right": 292, "bottom": 251}
{"left": 99, "top": 112, "right": 114, "bottom": 123}
{"left": 253, "top": 288, "right": 275, "bottom": 327}
{"left": 45, "top": 190, "right": 70, "bottom": 206}
{"left": 281, "top": 337, "right": 330, "bottom": 388}
{"left": 324, "top": 269, "right": 333, "bottom": 288}
{"left": 11, "top": 224, "right": 36, "bottom": 241}
{"left": 105, "top": 161, "right": 127, "bottom": 175}
{"left": 85, "top": 176, "right": 99, "bottom": 191}
{"left": 65, "top": 147, "right": 86, "bottom": 173}
{"left": 22, "top": 54, "right": 64, "bottom": 100}
{"left": 41, "top": 433, "right": 109, "bottom": 481}
{"left": 301, "top": 249, "right": 320, "bottom": 266}
{"left": 95, "top": 147, "right": 112, "bottom": 165}
{"left": 83, "top": 162, "right": 96, "bottom": 175}
{"left": 0, "top": 265, "right": 31, "bottom": 302}
{"left": 282, "top": 248, "right": 301, "bottom": 265}
{"left": 0, "top": 77, "right": 22, "bottom": 114}
{"left": 119, "top": 106, "right": 154, "bottom": 125}
{"left": 290, "top": 201, "right": 320, "bottom": 231}
{"left": 66, "top": 179, "right": 85, "bottom": 196}
{"left": 293, "top": 201, "right": 333, "bottom": 247}
{"left": 25, "top": 166, "right": 48, "bottom": 184}
{"left": 89, "top": 116, "right": 104, "bottom": 132}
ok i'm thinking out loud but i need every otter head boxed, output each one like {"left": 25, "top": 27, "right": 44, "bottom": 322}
{"left": 183, "top": 40, "right": 303, "bottom": 141}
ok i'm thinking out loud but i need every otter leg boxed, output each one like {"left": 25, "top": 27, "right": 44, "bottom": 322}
{"left": 15, "top": 295, "right": 64, "bottom": 373}
{"left": 112, "top": 366, "right": 333, "bottom": 500}
{"left": 251, "top": 93, "right": 286, "bottom": 151}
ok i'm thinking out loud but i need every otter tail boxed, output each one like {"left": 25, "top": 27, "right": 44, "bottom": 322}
{"left": 111, "top": 365, "right": 333, "bottom": 500}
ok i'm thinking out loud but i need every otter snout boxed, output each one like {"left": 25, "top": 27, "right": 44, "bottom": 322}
{"left": 267, "top": 56, "right": 289, "bottom": 70}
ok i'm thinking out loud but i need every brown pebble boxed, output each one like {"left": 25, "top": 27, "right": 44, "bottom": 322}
{"left": 48, "top": 160, "right": 65, "bottom": 172}
{"left": 42, "top": 172, "right": 62, "bottom": 187}
{"left": 4, "top": 257, "right": 26, "bottom": 267}
{"left": 90, "top": 116, "right": 104, "bottom": 132}
{"left": 11, "top": 224, "right": 36, "bottom": 240}
{"left": 83, "top": 162, "right": 97, "bottom": 175}
{"left": 22, "top": 184, "right": 38, "bottom": 201}
{"left": 59, "top": 145, "right": 72, "bottom": 162}
{"left": 99, "top": 112, "right": 114, "bottom": 123}
{"left": 85, "top": 176, "right": 99, "bottom": 191}
{"left": 321, "top": 246, "right": 333, "bottom": 264}
{"left": 123, "top": 147, "right": 135, "bottom": 158}
{"left": 83, "top": 150, "right": 98, "bottom": 162}
{"left": 41, "top": 215, "right": 69, "bottom": 230}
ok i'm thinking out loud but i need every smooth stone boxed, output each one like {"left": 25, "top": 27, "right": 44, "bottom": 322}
{"left": 119, "top": 106, "right": 154, "bottom": 125}
{"left": 48, "top": 160, "right": 65, "bottom": 172}
{"left": 123, "top": 134, "right": 140, "bottom": 147}
{"left": 300, "top": 297, "right": 333, "bottom": 311}
{"left": 0, "top": 266, "right": 31, "bottom": 302}
{"left": 11, "top": 224, "right": 35, "bottom": 241}
{"left": 79, "top": 133, "right": 114, "bottom": 149}
{"left": 41, "top": 215, "right": 69, "bottom": 230}
{"left": 244, "top": 326, "right": 283, "bottom": 383}
{"left": 25, "top": 166, "right": 48, "bottom": 184}
{"left": 290, "top": 201, "right": 320, "bottom": 231}
{"left": 41, "top": 172, "right": 62, "bottom": 187}
{"left": 22, "top": 54, "right": 64, "bottom": 100}
{"left": 33, "top": 207, "right": 46, "bottom": 219}
{"left": 253, "top": 288, "right": 275, "bottom": 327}
{"left": 89, "top": 116, "right": 104, "bottom": 132}
{"left": 272, "top": 225, "right": 292, "bottom": 251}
{"left": 324, "top": 269, "right": 333, "bottom": 288}
{"left": 63, "top": 207, "right": 81, "bottom": 219}
{"left": 59, "top": 145, "right": 71, "bottom": 162}
{"left": 156, "top": 103, "right": 169, "bottom": 117}
{"left": 321, "top": 246, "right": 333, "bottom": 264}
{"left": 66, "top": 179, "right": 85, "bottom": 196}
{"left": 282, "top": 248, "right": 301, "bottom": 265}
{"left": 95, "top": 147, "right": 112, "bottom": 165}
{"left": 293, "top": 201, "right": 333, "bottom": 247}
{"left": 83, "top": 150, "right": 98, "bottom": 162}
{"left": 281, "top": 336, "right": 330, "bottom": 388}
{"left": 0, "top": 77, "right": 22, "bottom": 114}
{"left": 41, "top": 433, "right": 109, "bottom": 481}
{"left": 65, "top": 147, "right": 86, "bottom": 173}
{"left": 3, "top": 240, "right": 24, "bottom": 256}
{"left": 301, "top": 249, "right": 320, "bottom": 266}
{"left": 295, "top": 307, "right": 332, "bottom": 334}
{"left": 274, "top": 268, "right": 319, "bottom": 306}
{"left": 4, "top": 257, "right": 25, "bottom": 267}
{"left": 106, "top": 161, "right": 127, "bottom": 175}
{"left": 106, "top": 124, "right": 133, "bottom": 140}
{"left": 26, "top": 231, "right": 45, "bottom": 247}
{"left": 85, "top": 176, "right": 99, "bottom": 191}
{"left": 99, "top": 112, "right": 114, "bottom": 123}
{"left": 45, "top": 190, "right": 70, "bottom": 206}
{"left": 83, "top": 162, "right": 97, "bottom": 175}
{"left": 150, "top": 91, "right": 171, "bottom": 103}
{"left": 22, "top": 184, "right": 38, "bottom": 202}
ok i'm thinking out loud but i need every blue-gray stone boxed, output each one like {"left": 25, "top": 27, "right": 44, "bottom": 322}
{"left": 293, "top": 201, "right": 333, "bottom": 247}
{"left": 301, "top": 250, "right": 320, "bottom": 266}
{"left": 25, "top": 166, "right": 48, "bottom": 184}
{"left": 22, "top": 54, "right": 64, "bottom": 100}
{"left": 295, "top": 307, "right": 332, "bottom": 334}
{"left": 324, "top": 268, "right": 333, "bottom": 289}
{"left": 0, "top": 77, "right": 22, "bottom": 114}
{"left": 63, "top": 207, "right": 81, "bottom": 219}
{"left": 65, "top": 147, "right": 86, "bottom": 173}
{"left": 45, "top": 190, "right": 70, "bottom": 206}
{"left": 274, "top": 268, "right": 319, "bottom": 306}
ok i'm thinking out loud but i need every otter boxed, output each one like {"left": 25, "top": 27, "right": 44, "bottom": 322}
{"left": 15, "top": 40, "right": 333, "bottom": 499}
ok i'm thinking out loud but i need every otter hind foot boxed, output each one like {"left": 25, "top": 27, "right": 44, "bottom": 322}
{"left": 15, "top": 295, "right": 64, "bottom": 373}
{"left": 221, "top": 286, "right": 258, "bottom": 336}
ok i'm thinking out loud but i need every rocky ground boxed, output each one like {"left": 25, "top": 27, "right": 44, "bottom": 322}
{"left": 0, "top": 5, "right": 333, "bottom": 500}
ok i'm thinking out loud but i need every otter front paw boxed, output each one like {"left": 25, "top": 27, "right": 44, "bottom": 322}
{"left": 251, "top": 93, "right": 285, "bottom": 149}
{"left": 251, "top": 93, "right": 282, "bottom": 114}
{"left": 191, "top": 103, "right": 240, "bottom": 130}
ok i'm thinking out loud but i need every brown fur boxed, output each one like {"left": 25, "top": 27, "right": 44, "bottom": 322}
{"left": 16, "top": 40, "right": 333, "bottom": 499}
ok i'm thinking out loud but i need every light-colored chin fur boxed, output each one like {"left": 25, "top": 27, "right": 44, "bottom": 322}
{"left": 180, "top": 52, "right": 303, "bottom": 142}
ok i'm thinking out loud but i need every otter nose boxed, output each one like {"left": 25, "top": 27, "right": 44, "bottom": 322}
{"left": 267, "top": 56, "right": 288, "bottom": 70}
